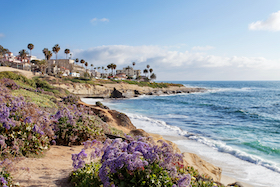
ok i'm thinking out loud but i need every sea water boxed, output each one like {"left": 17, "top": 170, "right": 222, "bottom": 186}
{"left": 82, "top": 81, "right": 280, "bottom": 187}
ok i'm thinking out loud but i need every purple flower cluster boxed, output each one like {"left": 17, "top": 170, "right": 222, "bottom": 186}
{"left": 73, "top": 136, "right": 191, "bottom": 187}
{"left": 0, "top": 78, "right": 20, "bottom": 90}
{"left": 0, "top": 176, "right": 8, "bottom": 187}
{"left": 72, "top": 149, "right": 88, "bottom": 170}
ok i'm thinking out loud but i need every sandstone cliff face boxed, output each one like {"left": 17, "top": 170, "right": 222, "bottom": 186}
{"left": 53, "top": 82, "right": 205, "bottom": 98}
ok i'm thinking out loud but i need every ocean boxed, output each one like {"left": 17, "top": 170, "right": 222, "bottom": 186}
{"left": 82, "top": 81, "right": 280, "bottom": 187}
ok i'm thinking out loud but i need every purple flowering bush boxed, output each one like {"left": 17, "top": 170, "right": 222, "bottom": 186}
{"left": 0, "top": 75, "right": 109, "bottom": 156}
{"left": 51, "top": 105, "right": 106, "bottom": 146}
{"left": 0, "top": 78, "right": 20, "bottom": 90}
{"left": 0, "top": 87, "right": 50, "bottom": 157}
{"left": 0, "top": 158, "right": 24, "bottom": 187}
{"left": 71, "top": 136, "right": 192, "bottom": 187}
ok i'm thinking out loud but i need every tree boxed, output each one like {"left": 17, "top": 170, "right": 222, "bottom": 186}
{"left": 132, "top": 62, "right": 135, "bottom": 67}
{"left": 0, "top": 45, "right": 9, "bottom": 58}
{"left": 19, "top": 49, "right": 29, "bottom": 62}
{"left": 149, "top": 68, "right": 153, "bottom": 79}
{"left": 150, "top": 73, "right": 156, "bottom": 80}
{"left": 80, "top": 59, "right": 85, "bottom": 68}
{"left": 85, "top": 62, "right": 88, "bottom": 72}
{"left": 143, "top": 69, "right": 148, "bottom": 77}
{"left": 91, "top": 64, "right": 93, "bottom": 70}
{"left": 64, "top": 48, "right": 70, "bottom": 59}
{"left": 75, "top": 58, "right": 79, "bottom": 64}
{"left": 147, "top": 65, "right": 150, "bottom": 69}
{"left": 42, "top": 48, "right": 52, "bottom": 74}
{"left": 27, "top": 43, "right": 34, "bottom": 58}
{"left": 107, "top": 64, "right": 112, "bottom": 75}
{"left": 112, "top": 63, "right": 117, "bottom": 76}
{"left": 52, "top": 44, "right": 60, "bottom": 61}
{"left": 38, "top": 60, "right": 48, "bottom": 74}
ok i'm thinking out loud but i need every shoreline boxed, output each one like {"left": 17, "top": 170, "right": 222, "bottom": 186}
{"left": 81, "top": 98, "right": 254, "bottom": 187}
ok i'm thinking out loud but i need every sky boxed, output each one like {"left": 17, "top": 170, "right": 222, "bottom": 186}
{"left": 1, "top": 0, "right": 280, "bottom": 81}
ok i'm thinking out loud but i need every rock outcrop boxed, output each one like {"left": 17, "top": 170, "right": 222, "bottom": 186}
{"left": 110, "top": 88, "right": 125, "bottom": 98}
{"left": 52, "top": 82, "right": 205, "bottom": 98}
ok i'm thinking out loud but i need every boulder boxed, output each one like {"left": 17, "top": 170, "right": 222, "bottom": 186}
{"left": 110, "top": 88, "right": 125, "bottom": 98}
{"left": 130, "top": 129, "right": 150, "bottom": 137}
{"left": 108, "top": 110, "right": 136, "bottom": 130}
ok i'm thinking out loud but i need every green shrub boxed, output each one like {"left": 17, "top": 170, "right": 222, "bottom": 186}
{"left": 0, "top": 122, "right": 50, "bottom": 157}
{"left": 109, "top": 162, "right": 174, "bottom": 187}
{"left": 70, "top": 162, "right": 102, "bottom": 187}
{"left": 12, "top": 89, "right": 57, "bottom": 108}
{"left": 0, "top": 71, "right": 36, "bottom": 87}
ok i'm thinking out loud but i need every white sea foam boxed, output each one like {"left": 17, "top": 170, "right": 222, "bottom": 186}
{"left": 126, "top": 113, "right": 280, "bottom": 186}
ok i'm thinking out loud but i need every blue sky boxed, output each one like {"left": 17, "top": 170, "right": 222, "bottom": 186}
{"left": 1, "top": 0, "right": 280, "bottom": 81}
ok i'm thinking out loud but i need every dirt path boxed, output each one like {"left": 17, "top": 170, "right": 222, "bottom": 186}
{"left": 12, "top": 145, "right": 84, "bottom": 187}
{"left": 0, "top": 67, "right": 37, "bottom": 79}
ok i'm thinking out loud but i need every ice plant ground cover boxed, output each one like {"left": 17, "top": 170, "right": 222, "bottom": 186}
{"left": 71, "top": 136, "right": 223, "bottom": 187}
{"left": 0, "top": 72, "right": 121, "bottom": 186}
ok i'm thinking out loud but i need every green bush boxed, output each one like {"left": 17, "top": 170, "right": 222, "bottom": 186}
{"left": 0, "top": 71, "right": 36, "bottom": 87}
{"left": 109, "top": 162, "right": 174, "bottom": 187}
{"left": 70, "top": 162, "right": 102, "bottom": 187}
{"left": 0, "top": 122, "right": 50, "bottom": 157}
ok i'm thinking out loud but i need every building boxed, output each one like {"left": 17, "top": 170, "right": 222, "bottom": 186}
{"left": 90, "top": 70, "right": 101, "bottom": 78}
{"left": 47, "top": 59, "right": 86, "bottom": 76}
{"left": 116, "top": 66, "right": 141, "bottom": 78}
{"left": 115, "top": 73, "right": 127, "bottom": 80}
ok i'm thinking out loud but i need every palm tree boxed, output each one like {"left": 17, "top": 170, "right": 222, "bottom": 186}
{"left": 27, "top": 43, "right": 34, "bottom": 58}
{"left": 149, "top": 68, "right": 153, "bottom": 79}
{"left": 112, "top": 63, "right": 117, "bottom": 76}
{"left": 52, "top": 44, "right": 60, "bottom": 61}
{"left": 42, "top": 48, "right": 52, "bottom": 74}
{"left": 64, "top": 48, "right": 70, "bottom": 59}
{"left": 147, "top": 65, "right": 150, "bottom": 69}
{"left": 75, "top": 58, "right": 79, "bottom": 64}
{"left": 19, "top": 49, "right": 29, "bottom": 62}
{"left": 143, "top": 69, "right": 148, "bottom": 77}
{"left": 150, "top": 73, "right": 156, "bottom": 80}
{"left": 107, "top": 64, "right": 112, "bottom": 75}
{"left": 91, "top": 64, "right": 93, "bottom": 70}
{"left": 132, "top": 62, "right": 135, "bottom": 67}
{"left": 85, "top": 62, "right": 88, "bottom": 72}
{"left": 80, "top": 59, "right": 85, "bottom": 68}
{"left": 37, "top": 59, "right": 48, "bottom": 74}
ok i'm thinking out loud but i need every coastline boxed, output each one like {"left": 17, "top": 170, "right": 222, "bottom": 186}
{"left": 81, "top": 98, "right": 255, "bottom": 187}
{"left": 0, "top": 68, "right": 261, "bottom": 186}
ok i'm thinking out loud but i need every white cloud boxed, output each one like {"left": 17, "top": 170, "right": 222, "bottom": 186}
{"left": 192, "top": 45, "right": 215, "bottom": 51}
{"left": 249, "top": 10, "right": 280, "bottom": 31}
{"left": 0, "top": 33, "right": 5, "bottom": 38}
{"left": 73, "top": 45, "right": 280, "bottom": 80}
{"left": 90, "top": 18, "right": 109, "bottom": 24}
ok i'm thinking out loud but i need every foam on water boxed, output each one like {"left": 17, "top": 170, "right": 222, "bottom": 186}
{"left": 125, "top": 113, "right": 280, "bottom": 187}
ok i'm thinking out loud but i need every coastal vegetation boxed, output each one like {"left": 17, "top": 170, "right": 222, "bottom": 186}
{"left": 42, "top": 75, "right": 184, "bottom": 89}
{"left": 0, "top": 71, "right": 222, "bottom": 187}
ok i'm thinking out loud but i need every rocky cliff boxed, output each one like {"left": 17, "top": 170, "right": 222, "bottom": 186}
{"left": 53, "top": 82, "right": 205, "bottom": 98}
